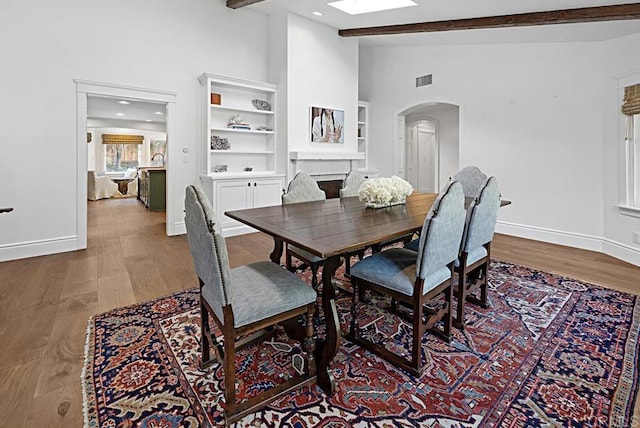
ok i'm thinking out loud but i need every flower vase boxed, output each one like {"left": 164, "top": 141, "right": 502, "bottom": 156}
{"left": 365, "top": 198, "right": 406, "bottom": 209}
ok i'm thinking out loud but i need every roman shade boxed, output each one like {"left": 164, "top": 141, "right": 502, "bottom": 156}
{"left": 622, "top": 83, "right": 640, "bottom": 116}
{"left": 102, "top": 134, "right": 144, "bottom": 144}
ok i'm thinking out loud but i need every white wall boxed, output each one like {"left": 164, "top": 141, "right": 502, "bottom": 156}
{"left": 285, "top": 13, "right": 359, "bottom": 180}
{"left": 0, "top": 0, "right": 269, "bottom": 260}
{"left": 601, "top": 33, "right": 640, "bottom": 265}
{"left": 360, "top": 41, "right": 608, "bottom": 253}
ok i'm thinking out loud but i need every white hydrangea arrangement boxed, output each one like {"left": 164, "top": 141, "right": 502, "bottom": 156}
{"left": 357, "top": 176, "right": 413, "bottom": 207}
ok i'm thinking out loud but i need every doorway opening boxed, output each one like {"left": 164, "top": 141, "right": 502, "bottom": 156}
{"left": 75, "top": 80, "right": 177, "bottom": 250}
{"left": 393, "top": 102, "right": 460, "bottom": 193}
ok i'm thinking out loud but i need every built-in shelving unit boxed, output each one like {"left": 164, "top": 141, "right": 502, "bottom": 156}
{"left": 198, "top": 73, "right": 284, "bottom": 237}
{"left": 357, "top": 101, "right": 369, "bottom": 171}
{"left": 198, "top": 73, "right": 279, "bottom": 177}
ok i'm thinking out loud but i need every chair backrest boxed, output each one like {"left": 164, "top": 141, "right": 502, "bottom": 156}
{"left": 282, "top": 172, "right": 326, "bottom": 204}
{"left": 453, "top": 166, "right": 488, "bottom": 198}
{"left": 415, "top": 181, "right": 466, "bottom": 280}
{"left": 185, "top": 185, "right": 232, "bottom": 322}
{"left": 461, "top": 176, "right": 500, "bottom": 253}
{"left": 87, "top": 171, "right": 96, "bottom": 197}
{"left": 339, "top": 170, "right": 366, "bottom": 198}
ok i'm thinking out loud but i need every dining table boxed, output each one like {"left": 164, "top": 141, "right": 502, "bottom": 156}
{"left": 226, "top": 192, "right": 440, "bottom": 395}
{"left": 226, "top": 192, "right": 511, "bottom": 396}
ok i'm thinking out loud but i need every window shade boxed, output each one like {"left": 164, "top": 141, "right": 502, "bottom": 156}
{"left": 102, "top": 134, "right": 144, "bottom": 144}
{"left": 622, "top": 83, "right": 640, "bottom": 116}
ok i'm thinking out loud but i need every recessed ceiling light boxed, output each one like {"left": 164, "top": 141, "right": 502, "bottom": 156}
{"left": 115, "top": 113, "right": 125, "bottom": 117}
{"left": 313, "top": 11, "right": 323, "bottom": 16}
{"left": 118, "top": 100, "right": 130, "bottom": 105}
{"left": 154, "top": 111, "right": 164, "bottom": 115}
{"left": 145, "top": 119, "right": 153, "bottom": 122}
{"left": 328, "top": 0, "right": 416, "bottom": 15}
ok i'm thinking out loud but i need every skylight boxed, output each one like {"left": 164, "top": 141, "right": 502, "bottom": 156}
{"left": 327, "top": 0, "right": 417, "bottom": 15}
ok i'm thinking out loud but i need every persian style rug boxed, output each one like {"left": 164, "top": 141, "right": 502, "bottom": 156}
{"left": 83, "top": 261, "right": 640, "bottom": 427}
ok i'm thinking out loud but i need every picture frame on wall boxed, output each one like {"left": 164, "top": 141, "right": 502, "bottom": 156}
{"left": 310, "top": 106, "right": 344, "bottom": 144}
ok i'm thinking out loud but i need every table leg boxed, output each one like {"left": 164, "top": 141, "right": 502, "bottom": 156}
{"left": 269, "top": 238, "right": 284, "bottom": 264}
{"left": 315, "top": 254, "right": 342, "bottom": 396}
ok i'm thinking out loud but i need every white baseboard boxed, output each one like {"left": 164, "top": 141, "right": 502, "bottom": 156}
{"left": 602, "top": 239, "right": 640, "bottom": 267}
{"left": 496, "top": 221, "right": 640, "bottom": 267}
{"left": 222, "top": 224, "right": 258, "bottom": 238}
{"left": 171, "top": 221, "right": 186, "bottom": 236}
{"left": 0, "top": 235, "right": 81, "bottom": 262}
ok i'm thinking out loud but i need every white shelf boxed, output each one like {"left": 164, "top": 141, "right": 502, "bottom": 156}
{"left": 205, "top": 171, "right": 284, "bottom": 179}
{"left": 290, "top": 151, "right": 365, "bottom": 160}
{"left": 210, "top": 104, "right": 274, "bottom": 115}
{"left": 210, "top": 150, "right": 274, "bottom": 154}
{"left": 211, "top": 127, "right": 274, "bottom": 135}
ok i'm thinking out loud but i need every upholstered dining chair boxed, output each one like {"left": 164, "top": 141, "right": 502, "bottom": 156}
{"left": 348, "top": 181, "right": 466, "bottom": 375}
{"left": 452, "top": 176, "right": 500, "bottom": 329}
{"left": 339, "top": 170, "right": 366, "bottom": 198}
{"left": 282, "top": 172, "right": 327, "bottom": 290}
{"left": 453, "top": 166, "right": 488, "bottom": 198}
{"left": 184, "top": 185, "right": 317, "bottom": 425}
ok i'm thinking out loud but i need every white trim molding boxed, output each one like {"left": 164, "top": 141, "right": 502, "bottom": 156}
{"left": 496, "top": 221, "right": 640, "bottom": 267}
{"left": 0, "top": 236, "right": 79, "bottom": 262}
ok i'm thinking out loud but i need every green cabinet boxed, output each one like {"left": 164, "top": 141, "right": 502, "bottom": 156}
{"left": 138, "top": 168, "right": 166, "bottom": 211}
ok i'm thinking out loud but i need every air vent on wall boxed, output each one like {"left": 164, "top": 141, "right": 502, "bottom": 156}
{"left": 416, "top": 74, "right": 432, "bottom": 87}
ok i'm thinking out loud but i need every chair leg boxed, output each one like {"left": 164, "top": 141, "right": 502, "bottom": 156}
{"left": 349, "top": 281, "right": 360, "bottom": 338}
{"left": 311, "top": 263, "right": 319, "bottom": 291}
{"left": 455, "top": 267, "right": 467, "bottom": 330}
{"left": 223, "top": 326, "right": 236, "bottom": 421}
{"left": 444, "top": 280, "right": 453, "bottom": 341}
{"left": 286, "top": 249, "right": 294, "bottom": 272}
{"left": 304, "top": 306, "right": 316, "bottom": 377}
{"left": 200, "top": 300, "right": 212, "bottom": 369}
{"left": 412, "top": 300, "right": 424, "bottom": 371}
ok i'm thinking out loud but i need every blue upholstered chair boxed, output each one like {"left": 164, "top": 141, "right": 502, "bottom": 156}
{"left": 453, "top": 166, "right": 488, "bottom": 198}
{"left": 339, "top": 170, "right": 366, "bottom": 198}
{"left": 282, "top": 172, "right": 327, "bottom": 290}
{"left": 348, "top": 181, "right": 466, "bottom": 375}
{"left": 184, "top": 185, "right": 317, "bottom": 425}
{"left": 453, "top": 176, "right": 500, "bottom": 329}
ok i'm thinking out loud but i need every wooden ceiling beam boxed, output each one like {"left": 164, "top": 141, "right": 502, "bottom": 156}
{"left": 226, "top": 0, "right": 266, "bottom": 9}
{"left": 339, "top": 3, "right": 640, "bottom": 37}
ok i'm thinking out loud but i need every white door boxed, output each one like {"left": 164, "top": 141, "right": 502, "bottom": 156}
{"left": 406, "top": 121, "right": 437, "bottom": 193}
{"left": 416, "top": 125, "right": 436, "bottom": 193}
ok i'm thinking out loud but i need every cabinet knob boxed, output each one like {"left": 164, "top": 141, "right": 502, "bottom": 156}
{"left": 254, "top": 182, "right": 257, "bottom": 186}
{"left": 247, "top": 182, "right": 251, "bottom": 186}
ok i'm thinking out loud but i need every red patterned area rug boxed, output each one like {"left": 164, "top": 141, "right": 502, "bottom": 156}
{"left": 82, "top": 261, "right": 640, "bottom": 427}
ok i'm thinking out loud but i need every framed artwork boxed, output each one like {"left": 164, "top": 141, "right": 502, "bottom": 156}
{"left": 310, "top": 106, "right": 344, "bottom": 144}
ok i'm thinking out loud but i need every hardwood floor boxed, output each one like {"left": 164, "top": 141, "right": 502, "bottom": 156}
{"left": 0, "top": 197, "right": 638, "bottom": 426}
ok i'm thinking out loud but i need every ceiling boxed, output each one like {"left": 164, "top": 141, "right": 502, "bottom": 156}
{"left": 245, "top": 0, "right": 640, "bottom": 46}
{"left": 87, "top": 95, "right": 166, "bottom": 124}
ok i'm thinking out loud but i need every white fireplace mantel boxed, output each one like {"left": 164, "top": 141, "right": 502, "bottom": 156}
{"left": 289, "top": 151, "right": 365, "bottom": 161}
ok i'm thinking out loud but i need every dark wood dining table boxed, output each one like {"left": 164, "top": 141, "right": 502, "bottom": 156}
{"left": 226, "top": 192, "right": 511, "bottom": 396}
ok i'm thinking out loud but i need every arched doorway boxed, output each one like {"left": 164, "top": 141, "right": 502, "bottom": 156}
{"left": 394, "top": 102, "right": 460, "bottom": 193}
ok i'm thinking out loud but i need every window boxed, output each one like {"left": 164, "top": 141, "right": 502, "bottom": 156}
{"left": 622, "top": 84, "right": 640, "bottom": 211}
{"left": 105, "top": 144, "right": 142, "bottom": 172}
{"left": 102, "top": 134, "right": 144, "bottom": 173}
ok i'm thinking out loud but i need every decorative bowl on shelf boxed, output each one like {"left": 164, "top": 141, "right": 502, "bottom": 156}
{"left": 213, "top": 164, "right": 228, "bottom": 173}
{"left": 252, "top": 99, "right": 271, "bottom": 111}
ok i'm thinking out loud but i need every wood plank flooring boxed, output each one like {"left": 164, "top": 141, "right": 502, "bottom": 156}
{"left": 0, "top": 197, "right": 638, "bottom": 426}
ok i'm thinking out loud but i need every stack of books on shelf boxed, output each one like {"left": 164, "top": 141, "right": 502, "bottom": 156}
{"left": 227, "top": 123, "right": 251, "bottom": 130}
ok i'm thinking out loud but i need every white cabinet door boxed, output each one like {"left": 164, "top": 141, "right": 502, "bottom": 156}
{"left": 215, "top": 180, "right": 251, "bottom": 231}
{"left": 252, "top": 178, "right": 284, "bottom": 208}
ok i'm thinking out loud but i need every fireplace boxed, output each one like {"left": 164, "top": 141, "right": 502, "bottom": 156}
{"left": 317, "top": 179, "right": 344, "bottom": 199}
